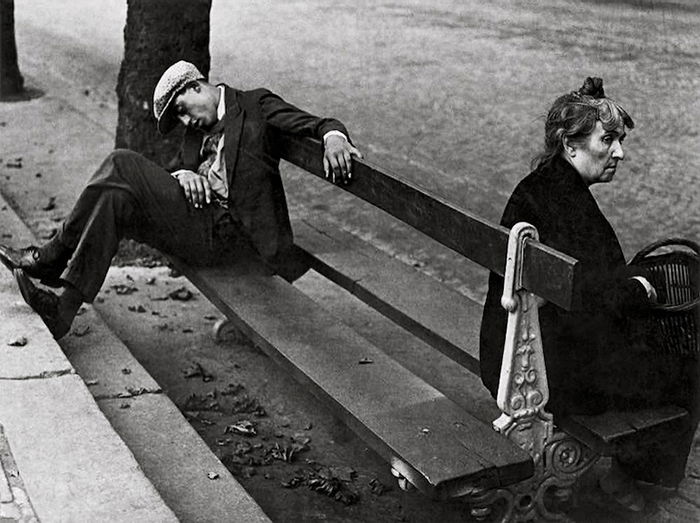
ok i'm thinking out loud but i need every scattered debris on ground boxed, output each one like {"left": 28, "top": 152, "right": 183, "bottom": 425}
{"left": 225, "top": 420, "right": 257, "bottom": 437}
{"left": 7, "top": 336, "right": 27, "bottom": 347}
{"left": 169, "top": 287, "right": 193, "bottom": 301}
{"left": 282, "top": 463, "right": 360, "bottom": 505}
{"left": 369, "top": 477, "right": 391, "bottom": 496}
{"left": 111, "top": 284, "right": 138, "bottom": 295}
{"left": 72, "top": 325, "right": 91, "bottom": 337}
{"left": 41, "top": 196, "right": 56, "bottom": 211}
{"left": 182, "top": 361, "right": 214, "bottom": 382}
{"left": 128, "top": 304, "right": 147, "bottom": 313}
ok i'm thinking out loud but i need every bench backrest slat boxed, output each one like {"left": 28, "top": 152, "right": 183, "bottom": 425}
{"left": 279, "top": 135, "right": 579, "bottom": 310}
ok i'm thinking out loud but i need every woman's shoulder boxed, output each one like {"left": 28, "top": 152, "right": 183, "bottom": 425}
{"left": 513, "top": 158, "right": 582, "bottom": 198}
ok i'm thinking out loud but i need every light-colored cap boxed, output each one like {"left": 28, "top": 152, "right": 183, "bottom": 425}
{"left": 153, "top": 60, "right": 205, "bottom": 134}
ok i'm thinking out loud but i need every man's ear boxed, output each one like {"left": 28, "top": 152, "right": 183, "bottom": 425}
{"left": 562, "top": 136, "right": 577, "bottom": 158}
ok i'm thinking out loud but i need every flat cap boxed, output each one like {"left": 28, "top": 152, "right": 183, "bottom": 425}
{"left": 153, "top": 60, "right": 205, "bottom": 134}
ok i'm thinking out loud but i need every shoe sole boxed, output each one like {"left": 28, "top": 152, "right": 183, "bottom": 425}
{"left": 14, "top": 268, "right": 67, "bottom": 339}
{"left": 0, "top": 248, "right": 63, "bottom": 288}
{"left": 14, "top": 268, "right": 37, "bottom": 312}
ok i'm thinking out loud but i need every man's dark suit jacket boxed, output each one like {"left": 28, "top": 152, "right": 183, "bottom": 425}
{"left": 174, "top": 85, "right": 349, "bottom": 262}
{"left": 479, "top": 155, "right": 651, "bottom": 417}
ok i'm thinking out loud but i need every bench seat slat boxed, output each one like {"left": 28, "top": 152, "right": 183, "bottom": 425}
{"left": 290, "top": 217, "right": 690, "bottom": 454}
{"left": 171, "top": 261, "right": 533, "bottom": 498}
{"left": 560, "top": 406, "right": 687, "bottom": 454}
{"left": 293, "top": 217, "right": 483, "bottom": 374}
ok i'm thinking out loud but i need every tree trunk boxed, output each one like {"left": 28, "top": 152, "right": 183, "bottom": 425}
{"left": 116, "top": 0, "right": 212, "bottom": 165}
{"left": 0, "top": 0, "right": 24, "bottom": 99}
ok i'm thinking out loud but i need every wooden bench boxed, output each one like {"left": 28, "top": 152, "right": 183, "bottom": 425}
{"left": 171, "top": 134, "right": 687, "bottom": 521}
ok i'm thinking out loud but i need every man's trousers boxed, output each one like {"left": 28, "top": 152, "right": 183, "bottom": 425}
{"left": 55, "top": 149, "right": 254, "bottom": 302}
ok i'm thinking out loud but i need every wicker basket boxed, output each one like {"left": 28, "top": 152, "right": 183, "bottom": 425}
{"left": 629, "top": 238, "right": 699, "bottom": 358}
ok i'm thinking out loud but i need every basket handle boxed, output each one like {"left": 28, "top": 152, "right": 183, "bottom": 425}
{"left": 629, "top": 237, "right": 700, "bottom": 266}
{"left": 629, "top": 237, "right": 700, "bottom": 312}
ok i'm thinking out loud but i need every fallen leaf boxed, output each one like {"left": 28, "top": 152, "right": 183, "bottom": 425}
{"left": 369, "top": 477, "right": 391, "bottom": 496}
{"left": 42, "top": 196, "right": 56, "bottom": 211}
{"left": 169, "top": 287, "right": 193, "bottom": 301}
{"left": 128, "top": 304, "right": 147, "bottom": 313}
{"left": 225, "top": 420, "right": 257, "bottom": 437}
{"left": 72, "top": 325, "right": 90, "bottom": 337}
{"left": 7, "top": 336, "right": 27, "bottom": 347}
{"left": 182, "top": 362, "right": 214, "bottom": 382}
{"left": 329, "top": 465, "right": 356, "bottom": 482}
{"left": 112, "top": 284, "right": 138, "bottom": 295}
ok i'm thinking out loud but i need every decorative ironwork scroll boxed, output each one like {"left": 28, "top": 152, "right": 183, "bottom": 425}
{"left": 464, "top": 223, "right": 600, "bottom": 521}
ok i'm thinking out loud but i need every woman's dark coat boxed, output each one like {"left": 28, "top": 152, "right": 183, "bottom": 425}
{"left": 479, "top": 155, "right": 651, "bottom": 417}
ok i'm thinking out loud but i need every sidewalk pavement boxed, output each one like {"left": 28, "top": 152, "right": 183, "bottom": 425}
{"left": 0, "top": 196, "right": 178, "bottom": 522}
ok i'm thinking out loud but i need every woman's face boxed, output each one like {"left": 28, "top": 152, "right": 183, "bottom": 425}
{"left": 568, "top": 120, "right": 627, "bottom": 186}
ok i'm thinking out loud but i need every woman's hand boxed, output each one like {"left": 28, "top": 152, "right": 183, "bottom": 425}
{"left": 323, "top": 135, "right": 363, "bottom": 185}
{"left": 173, "top": 169, "right": 212, "bottom": 208}
{"left": 630, "top": 276, "right": 658, "bottom": 304}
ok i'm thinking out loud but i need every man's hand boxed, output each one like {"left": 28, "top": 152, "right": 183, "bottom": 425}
{"left": 173, "top": 169, "right": 212, "bottom": 208}
{"left": 323, "top": 135, "right": 363, "bottom": 185}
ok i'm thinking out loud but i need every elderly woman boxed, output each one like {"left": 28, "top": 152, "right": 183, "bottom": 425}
{"left": 479, "top": 78, "right": 697, "bottom": 510}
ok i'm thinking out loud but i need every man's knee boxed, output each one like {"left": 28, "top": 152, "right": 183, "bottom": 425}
{"left": 107, "top": 148, "right": 146, "bottom": 166}
{"left": 92, "top": 149, "right": 162, "bottom": 187}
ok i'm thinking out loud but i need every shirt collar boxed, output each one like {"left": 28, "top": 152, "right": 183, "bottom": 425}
{"left": 217, "top": 85, "right": 226, "bottom": 121}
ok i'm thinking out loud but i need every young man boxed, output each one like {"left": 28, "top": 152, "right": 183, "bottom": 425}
{"left": 0, "top": 60, "right": 362, "bottom": 338}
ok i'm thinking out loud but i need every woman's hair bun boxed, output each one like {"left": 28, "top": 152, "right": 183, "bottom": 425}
{"left": 578, "top": 77, "right": 605, "bottom": 98}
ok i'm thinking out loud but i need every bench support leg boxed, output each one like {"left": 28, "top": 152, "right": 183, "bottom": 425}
{"left": 494, "top": 222, "right": 553, "bottom": 461}
{"left": 468, "top": 223, "right": 600, "bottom": 521}
{"left": 467, "top": 432, "right": 598, "bottom": 522}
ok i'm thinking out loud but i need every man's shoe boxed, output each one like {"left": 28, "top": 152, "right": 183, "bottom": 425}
{"left": 14, "top": 269, "right": 71, "bottom": 339}
{"left": 0, "top": 244, "right": 63, "bottom": 287}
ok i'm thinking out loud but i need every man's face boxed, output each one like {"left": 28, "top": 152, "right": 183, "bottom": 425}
{"left": 173, "top": 83, "right": 218, "bottom": 132}
{"left": 571, "top": 120, "right": 627, "bottom": 186}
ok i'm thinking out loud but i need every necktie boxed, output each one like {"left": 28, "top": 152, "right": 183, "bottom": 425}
{"left": 197, "top": 119, "right": 227, "bottom": 201}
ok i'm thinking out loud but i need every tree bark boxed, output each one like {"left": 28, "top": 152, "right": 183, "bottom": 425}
{"left": 116, "top": 0, "right": 212, "bottom": 165}
{"left": 0, "top": 0, "right": 24, "bottom": 99}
